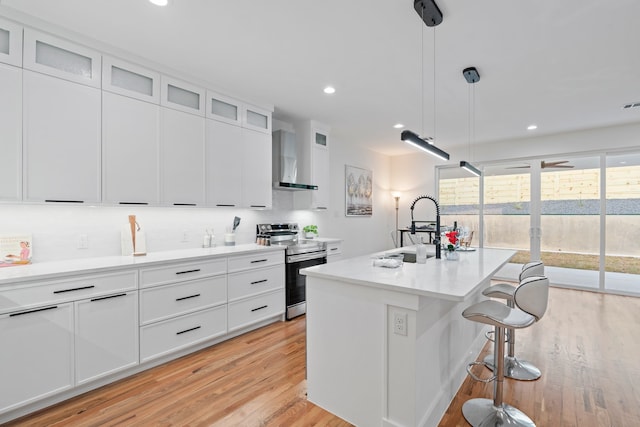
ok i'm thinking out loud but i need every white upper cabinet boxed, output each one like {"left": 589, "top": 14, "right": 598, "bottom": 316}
{"left": 0, "top": 63, "right": 22, "bottom": 202}
{"left": 206, "top": 90, "right": 242, "bottom": 126}
{"left": 102, "top": 56, "right": 160, "bottom": 103}
{"left": 241, "top": 128, "right": 272, "bottom": 209}
{"left": 205, "top": 119, "right": 242, "bottom": 207}
{"left": 23, "top": 70, "right": 101, "bottom": 203}
{"left": 161, "top": 76, "right": 205, "bottom": 116}
{"left": 161, "top": 108, "right": 206, "bottom": 206}
{"left": 0, "top": 17, "right": 22, "bottom": 67}
{"left": 294, "top": 121, "right": 331, "bottom": 210}
{"left": 243, "top": 104, "right": 272, "bottom": 134}
{"left": 23, "top": 29, "right": 100, "bottom": 88}
{"left": 102, "top": 91, "right": 160, "bottom": 205}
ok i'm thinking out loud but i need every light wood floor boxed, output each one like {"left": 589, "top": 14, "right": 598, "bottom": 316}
{"left": 7, "top": 287, "right": 640, "bottom": 426}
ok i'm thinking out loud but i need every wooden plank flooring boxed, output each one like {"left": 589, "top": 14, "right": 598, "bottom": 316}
{"left": 7, "top": 287, "right": 640, "bottom": 426}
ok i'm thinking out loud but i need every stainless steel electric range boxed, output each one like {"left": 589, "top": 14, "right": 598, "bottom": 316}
{"left": 256, "top": 223, "right": 327, "bottom": 319}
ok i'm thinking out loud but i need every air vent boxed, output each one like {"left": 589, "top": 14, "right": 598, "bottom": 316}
{"left": 622, "top": 102, "right": 640, "bottom": 109}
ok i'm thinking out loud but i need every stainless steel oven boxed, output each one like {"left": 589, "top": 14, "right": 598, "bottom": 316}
{"left": 257, "top": 223, "right": 327, "bottom": 320}
{"left": 285, "top": 251, "right": 327, "bottom": 319}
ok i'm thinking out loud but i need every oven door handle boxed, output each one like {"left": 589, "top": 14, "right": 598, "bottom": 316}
{"left": 287, "top": 252, "right": 327, "bottom": 263}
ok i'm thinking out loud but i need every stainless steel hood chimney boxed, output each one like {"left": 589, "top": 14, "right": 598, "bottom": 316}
{"left": 272, "top": 130, "right": 318, "bottom": 190}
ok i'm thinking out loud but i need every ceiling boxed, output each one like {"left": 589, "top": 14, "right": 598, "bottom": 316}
{"left": 3, "top": 0, "right": 640, "bottom": 156}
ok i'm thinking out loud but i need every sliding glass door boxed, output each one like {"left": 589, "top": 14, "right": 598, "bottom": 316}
{"left": 539, "top": 156, "right": 601, "bottom": 289}
{"left": 605, "top": 153, "right": 640, "bottom": 293}
{"left": 482, "top": 163, "right": 532, "bottom": 263}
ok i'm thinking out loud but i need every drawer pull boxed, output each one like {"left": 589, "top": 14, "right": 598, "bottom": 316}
{"left": 317, "top": 207, "right": 328, "bottom": 210}
{"left": 45, "top": 199, "right": 83, "bottom": 203}
{"left": 10, "top": 306, "right": 58, "bottom": 317}
{"left": 53, "top": 285, "right": 95, "bottom": 294}
{"left": 250, "top": 205, "right": 266, "bottom": 208}
{"left": 176, "top": 293, "right": 201, "bottom": 301}
{"left": 176, "top": 326, "right": 201, "bottom": 335}
{"left": 91, "top": 293, "right": 127, "bottom": 302}
{"left": 250, "top": 279, "right": 268, "bottom": 285}
{"left": 250, "top": 259, "right": 268, "bottom": 264}
{"left": 216, "top": 204, "right": 236, "bottom": 207}
{"left": 175, "top": 269, "right": 201, "bottom": 275}
{"left": 330, "top": 248, "right": 338, "bottom": 251}
{"left": 119, "top": 202, "right": 149, "bottom": 205}
{"left": 251, "top": 305, "right": 268, "bottom": 312}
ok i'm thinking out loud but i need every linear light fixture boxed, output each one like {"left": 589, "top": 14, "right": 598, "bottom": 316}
{"left": 460, "top": 66, "right": 482, "bottom": 176}
{"left": 401, "top": 130, "right": 450, "bottom": 161}
{"left": 460, "top": 161, "right": 481, "bottom": 177}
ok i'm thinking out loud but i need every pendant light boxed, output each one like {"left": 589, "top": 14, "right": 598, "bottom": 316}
{"left": 460, "top": 67, "right": 482, "bottom": 176}
{"left": 401, "top": 0, "right": 450, "bottom": 162}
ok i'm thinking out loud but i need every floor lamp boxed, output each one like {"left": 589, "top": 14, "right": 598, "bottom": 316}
{"left": 392, "top": 192, "right": 401, "bottom": 247}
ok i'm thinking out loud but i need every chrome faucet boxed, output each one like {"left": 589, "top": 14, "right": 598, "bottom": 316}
{"left": 409, "top": 195, "right": 441, "bottom": 259}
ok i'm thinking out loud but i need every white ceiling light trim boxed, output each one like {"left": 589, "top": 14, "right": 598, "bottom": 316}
{"left": 393, "top": 123, "right": 404, "bottom": 129}
{"left": 323, "top": 86, "right": 336, "bottom": 94}
{"left": 527, "top": 124, "right": 538, "bottom": 130}
{"left": 149, "top": 0, "right": 169, "bottom": 6}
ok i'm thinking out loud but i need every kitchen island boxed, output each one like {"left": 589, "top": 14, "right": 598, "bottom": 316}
{"left": 301, "top": 247, "right": 515, "bottom": 427}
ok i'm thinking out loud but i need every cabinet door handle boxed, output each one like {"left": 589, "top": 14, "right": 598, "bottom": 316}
{"left": 250, "top": 279, "right": 267, "bottom": 285}
{"left": 53, "top": 285, "right": 95, "bottom": 294}
{"left": 10, "top": 306, "right": 58, "bottom": 317}
{"left": 91, "top": 293, "right": 127, "bottom": 302}
{"left": 216, "top": 204, "right": 236, "bottom": 207}
{"left": 176, "top": 294, "right": 200, "bottom": 301}
{"left": 250, "top": 205, "right": 266, "bottom": 208}
{"left": 316, "top": 207, "right": 328, "bottom": 210}
{"left": 176, "top": 326, "right": 201, "bottom": 335}
{"left": 251, "top": 305, "right": 268, "bottom": 312}
{"left": 175, "top": 269, "right": 201, "bottom": 275}
{"left": 173, "top": 203, "right": 197, "bottom": 206}
{"left": 45, "top": 199, "right": 84, "bottom": 203}
{"left": 250, "top": 259, "right": 267, "bottom": 264}
{"left": 119, "top": 202, "right": 149, "bottom": 205}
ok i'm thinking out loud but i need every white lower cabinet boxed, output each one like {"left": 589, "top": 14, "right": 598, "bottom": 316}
{"left": 228, "top": 289, "right": 285, "bottom": 332}
{"left": 0, "top": 303, "right": 74, "bottom": 413}
{"left": 139, "top": 276, "right": 226, "bottom": 325}
{"left": 140, "top": 305, "right": 227, "bottom": 362}
{"left": 74, "top": 291, "right": 139, "bottom": 385}
{"left": 326, "top": 241, "right": 343, "bottom": 263}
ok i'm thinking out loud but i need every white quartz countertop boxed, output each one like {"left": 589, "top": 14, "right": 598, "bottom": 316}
{"left": 0, "top": 244, "right": 284, "bottom": 286}
{"left": 301, "top": 246, "right": 516, "bottom": 301}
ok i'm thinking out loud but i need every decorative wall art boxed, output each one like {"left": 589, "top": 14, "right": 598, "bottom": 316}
{"left": 345, "top": 165, "right": 372, "bottom": 216}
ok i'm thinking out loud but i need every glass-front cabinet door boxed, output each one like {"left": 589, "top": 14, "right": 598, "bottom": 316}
{"left": 0, "top": 17, "right": 23, "bottom": 67}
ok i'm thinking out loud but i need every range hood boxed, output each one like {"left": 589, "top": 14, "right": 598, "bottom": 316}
{"left": 272, "top": 130, "right": 318, "bottom": 191}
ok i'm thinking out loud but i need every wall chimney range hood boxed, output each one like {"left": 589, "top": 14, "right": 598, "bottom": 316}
{"left": 272, "top": 130, "right": 318, "bottom": 191}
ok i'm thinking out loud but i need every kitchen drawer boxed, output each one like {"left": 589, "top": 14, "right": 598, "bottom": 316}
{"left": 0, "top": 270, "right": 137, "bottom": 315}
{"left": 227, "top": 251, "right": 283, "bottom": 273}
{"left": 227, "top": 264, "right": 284, "bottom": 302}
{"left": 326, "top": 242, "right": 342, "bottom": 256}
{"left": 140, "top": 276, "right": 227, "bottom": 325}
{"left": 228, "top": 289, "right": 285, "bottom": 332}
{"left": 139, "top": 258, "right": 226, "bottom": 288}
{"left": 140, "top": 305, "right": 227, "bottom": 362}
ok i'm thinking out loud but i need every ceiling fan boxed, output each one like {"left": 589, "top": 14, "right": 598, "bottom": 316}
{"left": 508, "top": 160, "right": 575, "bottom": 169}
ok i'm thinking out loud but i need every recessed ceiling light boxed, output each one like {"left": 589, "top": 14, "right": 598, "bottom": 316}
{"left": 393, "top": 123, "right": 404, "bottom": 129}
{"left": 149, "top": 0, "right": 168, "bottom": 6}
{"left": 323, "top": 86, "right": 336, "bottom": 94}
{"left": 527, "top": 124, "right": 537, "bottom": 130}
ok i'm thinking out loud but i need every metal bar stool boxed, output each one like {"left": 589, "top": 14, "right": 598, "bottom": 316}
{"left": 462, "top": 275, "right": 549, "bottom": 427}
{"left": 482, "top": 261, "right": 544, "bottom": 380}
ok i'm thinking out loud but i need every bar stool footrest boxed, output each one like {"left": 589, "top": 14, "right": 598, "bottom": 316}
{"left": 466, "top": 361, "right": 496, "bottom": 383}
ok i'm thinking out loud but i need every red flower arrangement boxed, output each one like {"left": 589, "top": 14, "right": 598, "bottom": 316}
{"left": 445, "top": 230, "right": 459, "bottom": 251}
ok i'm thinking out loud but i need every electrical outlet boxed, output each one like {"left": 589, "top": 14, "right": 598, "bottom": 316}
{"left": 182, "top": 231, "right": 189, "bottom": 242}
{"left": 77, "top": 234, "right": 89, "bottom": 249}
{"left": 393, "top": 312, "right": 408, "bottom": 336}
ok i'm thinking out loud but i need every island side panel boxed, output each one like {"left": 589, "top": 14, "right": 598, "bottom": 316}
{"left": 306, "top": 276, "right": 386, "bottom": 427}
